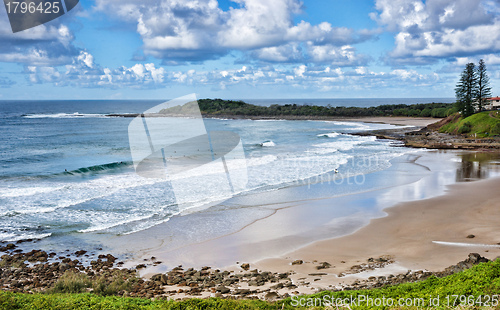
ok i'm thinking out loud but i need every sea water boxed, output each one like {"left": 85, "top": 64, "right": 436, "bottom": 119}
{"left": 0, "top": 99, "right": 449, "bottom": 246}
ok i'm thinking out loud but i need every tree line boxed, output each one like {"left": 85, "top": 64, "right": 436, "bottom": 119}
{"left": 196, "top": 99, "right": 454, "bottom": 118}
{"left": 455, "top": 59, "right": 492, "bottom": 117}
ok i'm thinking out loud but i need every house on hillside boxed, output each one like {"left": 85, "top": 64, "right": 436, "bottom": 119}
{"left": 484, "top": 97, "right": 500, "bottom": 110}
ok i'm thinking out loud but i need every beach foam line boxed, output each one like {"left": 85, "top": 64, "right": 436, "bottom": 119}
{"left": 0, "top": 186, "right": 65, "bottom": 198}
{"left": 0, "top": 232, "right": 52, "bottom": 242}
{"left": 78, "top": 213, "right": 159, "bottom": 233}
{"left": 433, "top": 241, "right": 500, "bottom": 248}
{"left": 23, "top": 112, "right": 110, "bottom": 119}
{"left": 317, "top": 132, "right": 343, "bottom": 138}
{"left": 331, "top": 121, "right": 371, "bottom": 130}
{"left": 0, "top": 195, "right": 107, "bottom": 216}
{"left": 312, "top": 136, "right": 377, "bottom": 152}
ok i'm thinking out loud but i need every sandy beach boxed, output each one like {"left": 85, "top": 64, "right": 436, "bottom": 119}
{"left": 201, "top": 115, "right": 440, "bottom": 127}
{"left": 330, "top": 116, "right": 439, "bottom": 127}
{"left": 103, "top": 145, "right": 500, "bottom": 298}
{"left": 255, "top": 175, "right": 500, "bottom": 288}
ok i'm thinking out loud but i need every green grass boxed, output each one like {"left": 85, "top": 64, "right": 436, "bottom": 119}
{"left": 440, "top": 111, "right": 500, "bottom": 137}
{"left": 1, "top": 259, "right": 500, "bottom": 309}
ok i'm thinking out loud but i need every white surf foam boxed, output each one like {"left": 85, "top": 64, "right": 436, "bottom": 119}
{"left": 0, "top": 186, "right": 64, "bottom": 198}
{"left": 23, "top": 112, "right": 109, "bottom": 119}
{"left": 260, "top": 140, "right": 276, "bottom": 147}
{"left": 317, "top": 132, "right": 342, "bottom": 138}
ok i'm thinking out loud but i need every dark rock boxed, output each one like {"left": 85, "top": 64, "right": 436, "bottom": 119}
{"left": 278, "top": 273, "right": 289, "bottom": 279}
{"left": 316, "top": 262, "right": 331, "bottom": 270}
{"left": 240, "top": 263, "right": 250, "bottom": 270}
{"left": 264, "top": 291, "right": 280, "bottom": 301}
{"left": 6, "top": 243, "right": 15, "bottom": 250}
{"left": 308, "top": 273, "right": 327, "bottom": 276}
{"left": 235, "top": 288, "right": 251, "bottom": 295}
{"left": 467, "top": 234, "right": 475, "bottom": 239}
{"left": 291, "top": 260, "right": 303, "bottom": 265}
{"left": 151, "top": 273, "right": 168, "bottom": 285}
{"left": 75, "top": 250, "right": 87, "bottom": 256}
{"left": 216, "top": 285, "right": 230, "bottom": 294}
{"left": 106, "top": 254, "right": 117, "bottom": 263}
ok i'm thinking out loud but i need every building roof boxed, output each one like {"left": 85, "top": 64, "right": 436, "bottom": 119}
{"left": 486, "top": 97, "right": 500, "bottom": 101}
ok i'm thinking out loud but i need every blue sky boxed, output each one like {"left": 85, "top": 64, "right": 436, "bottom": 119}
{"left": 0, "top": 0, "right": 499, "bottom": 100}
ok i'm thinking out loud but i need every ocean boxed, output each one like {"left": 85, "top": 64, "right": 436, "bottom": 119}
{"left": 0, "top": 99, "right": 457, "bottom": 252}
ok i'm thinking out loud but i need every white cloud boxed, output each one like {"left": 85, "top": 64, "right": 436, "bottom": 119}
{"left": 252, "top": 43, "right": 303, "bottom": 62}
{"left": 25, "top": 50, "right": 445, "bottom": 93}
{"left": 0, "top": 13, "right": 78, "bottom": 66}
{"left": 93, "top": 0, "right": 370, "bottom": 64}
{"left": 307, "top": 44, "right": 367, "bottom": 66}
{"left": 372, "top": 0, "right": 500, "bottom": 63}
{"left": 28, "top": 51, "right": 167, "bottom": 88}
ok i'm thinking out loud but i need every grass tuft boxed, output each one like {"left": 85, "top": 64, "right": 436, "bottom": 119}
{"left": 49, "top": 271, "right": 90, "bottom": 294}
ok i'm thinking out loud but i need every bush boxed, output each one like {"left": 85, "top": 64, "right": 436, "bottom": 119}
{"left": 446, "top": 106, "right": 459, "bottom": 116}
{"left": 458, "top": 122, "right": 472, "bottom": 134}
{"left": 420, "top": 108, "right": 432, "bottom": 117}
{"left": 491, "top": 123, "right": 500, "bottom": 135}
{"left": 431, "top": 108, "right": 448, "bottom": 118}
{"left": 50, "top": 271, "right": 90, "bottom": 294}
{"left": 92, "top": 270, "right": 138, "bottom": 296}
{"left": 409, "top": 109, "right": 420, "bottom": 116}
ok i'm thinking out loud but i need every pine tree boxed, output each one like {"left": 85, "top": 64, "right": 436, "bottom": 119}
{"left": 455, "top": 62, "right": 477, "bottom": 118}
{"left": 476, "top": 59, "right": 492, "bottom": 111}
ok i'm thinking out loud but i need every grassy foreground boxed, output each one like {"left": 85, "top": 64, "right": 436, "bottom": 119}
{"left": 1, "top": 259, "right": 500, "bottom": 309}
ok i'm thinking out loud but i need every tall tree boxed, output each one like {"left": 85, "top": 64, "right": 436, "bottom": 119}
{"left": 455, "top": 62, "right": 477, "bottom": 118}
{"left": 476, "top": 59, "right": 492, "bottom": 111}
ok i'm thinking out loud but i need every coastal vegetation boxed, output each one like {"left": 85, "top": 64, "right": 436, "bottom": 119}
{"left": 189, "top": 98, "right": 455, "bottom": 118}
{"left": 434, "top": 111, "right": 500, "bottom": 137}
{"left": 1, "top": 257, "right": 499, "bottom": 309}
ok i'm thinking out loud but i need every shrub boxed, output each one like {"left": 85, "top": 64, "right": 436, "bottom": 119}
{"left": 420, "top": 108, "right": 432, "bottom": 117}
{"left": 491, "top": 123, "right": 500, "bottom": 135}
{"left": 431, "top": 108, "right": 448, "bottom": 118}
{"left": 92, "top": 270, "right": 138, "bottom": 296}
{"left": 446, "top": 106, "right": 459, "bottom": 116}
{"left": 50, "top": 271, "right": 90, "bottom": 294}
{"left": 458, "top": 122, "right": 472, "bottom": 134}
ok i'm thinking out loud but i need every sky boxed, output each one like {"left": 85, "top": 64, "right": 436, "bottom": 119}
{"left": 0, "top": 0, "right": 500, "bottom": 100}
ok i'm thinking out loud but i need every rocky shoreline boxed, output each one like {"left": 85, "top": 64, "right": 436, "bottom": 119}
{"left": 0, "top": 242, "right": 492, "bottom": 301}
{"left": 355, "top": 126, "right": 500, "bottom": 149}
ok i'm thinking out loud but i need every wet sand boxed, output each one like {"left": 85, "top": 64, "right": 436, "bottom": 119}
{"left": 255, "top": 175, "right": 500, "bottom": 289}
{"left": 333, "top": 116, "right": 439, "bottom": 127}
